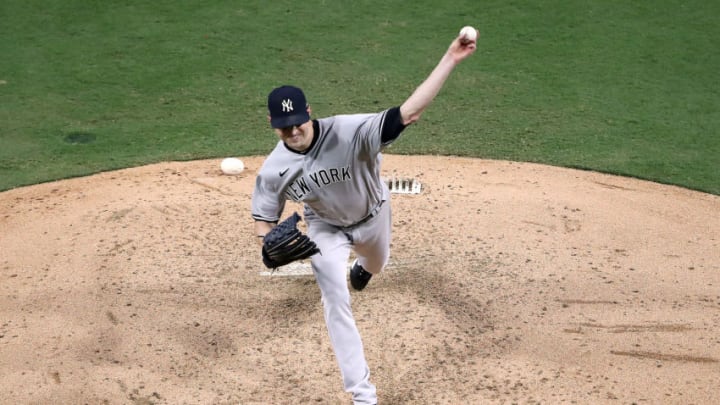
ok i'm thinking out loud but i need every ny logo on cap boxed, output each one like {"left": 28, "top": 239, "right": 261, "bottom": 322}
{"left": 281, "top": 99, "right": 294, "bottom": 112}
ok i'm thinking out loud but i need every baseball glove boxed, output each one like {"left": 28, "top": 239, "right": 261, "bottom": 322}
{"left": 261, "top": 212, "right": 320, "bottom": 269}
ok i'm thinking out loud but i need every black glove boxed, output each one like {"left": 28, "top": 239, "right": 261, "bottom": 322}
{"left": 261, "top": 212, "right": 320, "bottom": 269}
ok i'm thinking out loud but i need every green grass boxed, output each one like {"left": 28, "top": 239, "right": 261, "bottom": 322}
{"left": 1, "top": 0, "right": 718, "bottom": 194}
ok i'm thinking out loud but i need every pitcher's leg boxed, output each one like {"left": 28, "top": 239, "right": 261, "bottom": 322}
{"left": 353, "top": 201, "right": 392, "bottom": 275}
{"left": 307, "top": 220, "right": 377, "bottom": 403}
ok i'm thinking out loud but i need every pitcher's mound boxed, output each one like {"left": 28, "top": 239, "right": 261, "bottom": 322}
{"left": 1, "top": 154, "right": 718, "bottom": 404}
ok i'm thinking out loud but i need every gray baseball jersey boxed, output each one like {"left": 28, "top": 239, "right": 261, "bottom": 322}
{"left": 252, "top": 109, "right": 395, "bottom": 226}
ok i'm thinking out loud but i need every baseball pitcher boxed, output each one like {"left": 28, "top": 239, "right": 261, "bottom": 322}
{"left": 251, "top": 27, "right": 479, "bottom": 404}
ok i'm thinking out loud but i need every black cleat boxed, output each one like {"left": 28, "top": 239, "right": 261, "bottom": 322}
{"left": 350, "top": 260, "right": 372, "bottom": 291}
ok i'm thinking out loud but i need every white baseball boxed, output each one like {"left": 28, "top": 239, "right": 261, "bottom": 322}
{"left": 459, "top": 26, "right": 477, "bottom": 42}
{"left": 220, "top": 157, "right": 245, "bottom": 175}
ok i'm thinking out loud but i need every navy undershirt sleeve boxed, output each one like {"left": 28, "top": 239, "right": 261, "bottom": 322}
{"left": 381, "top": 106, "right": 407, "bottom": 144}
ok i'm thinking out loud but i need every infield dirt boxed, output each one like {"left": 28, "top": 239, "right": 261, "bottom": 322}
{"left": 1, "top": 155, "right": 719, "bottom": 404}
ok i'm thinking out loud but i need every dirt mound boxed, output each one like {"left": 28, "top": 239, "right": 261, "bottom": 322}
{"left": 1, "top": 155, "right": 718, "bottom": 404}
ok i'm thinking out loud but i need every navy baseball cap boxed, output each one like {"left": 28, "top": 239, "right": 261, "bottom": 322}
{"left": 267, "top": 85, "right": 310, "bottom": 128}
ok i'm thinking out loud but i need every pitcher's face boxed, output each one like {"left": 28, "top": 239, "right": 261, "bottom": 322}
{"left": 274, "top": 120, "right": 314, "bottom": 152}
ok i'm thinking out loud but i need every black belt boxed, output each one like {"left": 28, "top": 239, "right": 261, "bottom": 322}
{"left": 344, "top": 200, "right": 385, "bottom": 229}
